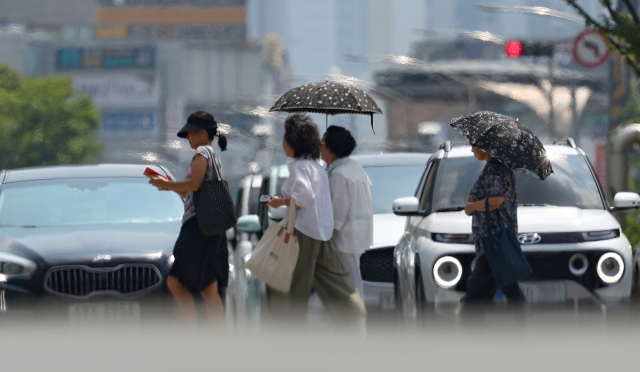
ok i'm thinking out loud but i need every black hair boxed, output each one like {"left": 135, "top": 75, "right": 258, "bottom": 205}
{"left": 189, "top": 110, "right": 227, "bottom": 151}
{"left": 324, "top": 125, "right": 356, "bottom": 158}
{"left": 283, "top": 113, "right": 320, "bottom": 159}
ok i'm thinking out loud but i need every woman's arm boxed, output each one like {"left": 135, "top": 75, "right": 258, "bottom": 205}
{"left": 465, "top": 196, "right": 505, "bottom": 216}
{"left": 149, "top": 155, "right": 208, "bottom": 193}
{"left": 267, "top": 196, "right": 291, "bottom": 208}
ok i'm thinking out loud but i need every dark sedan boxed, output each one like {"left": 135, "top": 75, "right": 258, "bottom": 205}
{"left": 0, "top": 164, "right": 183, "bottom": 321}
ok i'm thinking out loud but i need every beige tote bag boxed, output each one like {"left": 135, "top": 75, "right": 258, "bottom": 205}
{"left": 245, "top": 199, "right": 300, "bottom": 293}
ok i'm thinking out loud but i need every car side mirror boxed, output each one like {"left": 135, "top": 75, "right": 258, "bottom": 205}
{"left": 269, "top": 206, "right": 287, "bottom": 222}
{"left": 613, "top": 192, "right": 640, "bottom": 210}
{"left": 236, "top": 215, "right": 262, "bottom": 233}
{"left": 393, "top": 197, "right": 420, "bottom": 216}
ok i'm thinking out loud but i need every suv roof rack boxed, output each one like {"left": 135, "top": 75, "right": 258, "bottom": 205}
{"left": 552, "top": 138, "right": 577, "bottom": 148}
{"left": 439, "top": 140, "right": 452, "bottom": 152}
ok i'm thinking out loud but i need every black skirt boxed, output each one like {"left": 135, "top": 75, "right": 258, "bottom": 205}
{"left": 169, "top": 216, "right": 229, "bottom": 292}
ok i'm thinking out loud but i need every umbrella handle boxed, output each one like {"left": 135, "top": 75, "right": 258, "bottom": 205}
{"left": 370, "top": 114, "right": 375, "bottom": 134}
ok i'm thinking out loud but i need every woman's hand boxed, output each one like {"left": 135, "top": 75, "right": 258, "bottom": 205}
{"left": 464, "top": 201, "right": 476, "bottom": 216}
{"left": 148, "top": 175, "right": 171, "bottom": 191}
{"left": 267, "top": 196, "right": 289, "bottom": 208}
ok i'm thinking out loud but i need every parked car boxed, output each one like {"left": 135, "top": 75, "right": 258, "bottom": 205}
{"left": 227, "top": 165, "right": 289, "bottom": 320}
{"left": 236, "top": 154, "right": 430, "bottom": 309}
{"left": 392, "top": 139, "right": 639, "bottom": 314}
{"left": 0, "top": 164, "right": 184, "bottom": 320}
{"left": 351, "top": 153, "right": 431, "bottom": 308}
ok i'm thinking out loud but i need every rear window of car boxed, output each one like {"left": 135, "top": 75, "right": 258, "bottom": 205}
{"left": 0, "top": 178, "right": 184, "bottom": 227}
{"left": 364, "top": 165, "right": 426, "bottom": 214}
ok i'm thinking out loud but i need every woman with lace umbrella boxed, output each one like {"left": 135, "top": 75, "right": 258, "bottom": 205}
{"left": 450, "top": 111, "right": 553, "bottom": 180}
{"left": 450, "top": 111, "right": 550, "bottom": 306}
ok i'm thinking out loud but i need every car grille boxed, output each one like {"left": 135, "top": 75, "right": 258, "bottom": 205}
{"left": 360, "top": 247, "right": 395, "bottom": 283}
{"left": 45, "top": 264, "right": 162, "bottom": 298}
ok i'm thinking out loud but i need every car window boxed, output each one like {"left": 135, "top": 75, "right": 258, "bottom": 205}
{"left": 275, "top": 177, "right": 287, "bottom": 198}
{"left": 0, "top": 178, "right": 184, "bottom": 226}
{"left": 363, "top": 165, "right": 425, "bottom": 214}
{"left": 257, "top": 173, "right": 271, "bottom": 230}
{"left": 419, "top": 162, "right": 438, "bottom": 212}
{"left": 248, "top": 186, "right": 260, "bottom": 215}
{"left": 517, "top": 154, "right": 604, "bottom": 209}
{"left": 431, "top": 154, "right": 605, "bottom": 211}
{"left": 235, "top": 186, "right": 244, "bottom": 217}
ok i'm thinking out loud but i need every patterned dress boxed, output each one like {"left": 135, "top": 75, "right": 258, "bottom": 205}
{"left": 468, "top": 158, "right": 518, "bottom": 256}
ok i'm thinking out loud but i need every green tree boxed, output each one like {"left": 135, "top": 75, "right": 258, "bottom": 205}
{"left": 565, "top": 0, "right": 640, "bottom": 76}
{"left": 0, "top": 65, "right": 102, "bottom": 169}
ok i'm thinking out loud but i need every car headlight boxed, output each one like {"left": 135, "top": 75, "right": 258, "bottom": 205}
{"left": 582, "top": 229, "right": 620, "bottom": 242}
{"left": 2, "top": 263, "right": 23, "bottom": 275}
{"left": 597, "top": 252, "right": 624, "bottom": 284}
{"left": 0, "top": 252, "right": 37, "bottom": 280}
{"left": 432, "top": 233, "right": 474, "bottom": 244}
{"left": 433, "top": 256, "right": 463, "bottom": 289}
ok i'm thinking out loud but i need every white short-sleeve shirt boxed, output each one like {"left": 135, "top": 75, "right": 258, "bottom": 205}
{"left": 279, "top": 158, "right": 334, "bottom": 242}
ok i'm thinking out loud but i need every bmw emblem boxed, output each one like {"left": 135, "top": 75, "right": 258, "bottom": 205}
{"left": 93, "top": 254, "right": 112, "bottom": 263}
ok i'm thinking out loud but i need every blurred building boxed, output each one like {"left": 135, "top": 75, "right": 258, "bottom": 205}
{"left": 0, "top": 0, "right": 264, "bottom": 196}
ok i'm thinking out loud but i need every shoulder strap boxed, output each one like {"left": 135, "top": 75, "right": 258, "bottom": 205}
{"left": 484, "top": 185, "right": 504, "bottom": 232}
{"left": 202, "top": 146, "right": 221, "bottom": 181}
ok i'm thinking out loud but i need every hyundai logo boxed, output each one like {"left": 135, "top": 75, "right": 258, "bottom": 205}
{"left": 518, "top": 233, "right": 542, "bottom": 245}
{"left": 93, "top": 254, "right": 112, "bottom": 262}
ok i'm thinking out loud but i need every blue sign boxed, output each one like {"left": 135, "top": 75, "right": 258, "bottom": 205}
{"left": 102, "top": 112, "right": 156, "bottom": 132}
{"left": 57, "top": 46, "right": 155, "bottom": 70}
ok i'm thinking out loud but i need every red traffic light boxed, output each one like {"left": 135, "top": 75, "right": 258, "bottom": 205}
{"left": 505, "top": 40, "right": 523, "bottom": 58}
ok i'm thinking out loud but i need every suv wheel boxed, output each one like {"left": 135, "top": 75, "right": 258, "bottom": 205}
{"left": 394, "top": 270, "right": 401, "bottom": 311}
{"left": 415, "top": 264, "right": 427, "bottom": 311}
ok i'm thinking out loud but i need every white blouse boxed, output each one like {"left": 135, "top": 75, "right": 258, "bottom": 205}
{"left": 327, "top": 157, "right": 374, "bottom": 254}
{"left": 279, "top": 158, "right": 334, "bottom": 242}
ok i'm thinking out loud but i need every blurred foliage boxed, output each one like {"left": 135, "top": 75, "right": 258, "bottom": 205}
{"left": 617, "top": 81, "right": 640, "bottom": 250}
{"left": 565, "top": 0, "right": 640, "bottom": 77}
{"left": 0, "top": 65, "right": 102, "bottom": 169}
{"left": 261, "top": 33, "right": 284, "bottom": 71}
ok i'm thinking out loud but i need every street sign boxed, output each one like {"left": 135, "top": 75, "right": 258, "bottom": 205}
{"left": 572, "top": 30, "right": 609, "bottom": 68}
{"left": 56, "top": 46, "right": 155, "bottom": 71}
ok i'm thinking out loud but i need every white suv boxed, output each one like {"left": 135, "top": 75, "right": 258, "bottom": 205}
{"left": 392, "top": 139, "right": 640, "bottom": 313}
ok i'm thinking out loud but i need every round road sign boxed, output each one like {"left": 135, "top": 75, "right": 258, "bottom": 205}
{"left": 572, "top": 30, "right": 609, "bottom": 68}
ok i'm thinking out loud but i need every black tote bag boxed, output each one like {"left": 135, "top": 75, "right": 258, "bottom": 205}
{"left": 480, "top": 194, "right": 532, "bottom": 288}
{"left": 193, "top": 147, "right": 237, "bottom": 236}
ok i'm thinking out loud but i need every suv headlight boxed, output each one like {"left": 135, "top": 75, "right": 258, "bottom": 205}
{"left": 432, "top": 233, "right": 474, "bottom": 244}
{"left": 433, "top": 256, "right": 463, "bottom": 289}
{"left": 582, "top": 229, "right": 620, "bottom": 242}
{"left": 0, "top": 252, "right": 37, "bottom": 280}
{"left": 597, "top": 252, "right": 624, "bottom": 284}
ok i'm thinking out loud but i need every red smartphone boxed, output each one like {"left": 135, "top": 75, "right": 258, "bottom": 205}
{"left": 144, "top": 167, "right": 172, "bottom": 180}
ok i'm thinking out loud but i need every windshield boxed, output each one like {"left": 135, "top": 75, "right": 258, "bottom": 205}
{"left": 364, "top": 165, "right": 425, "bottom": 214}
{"left": 0, "top": 178, "right": 184, "bottom": 227}
{"left": 432, "top": 154, "right": 604, "bottom": 211}
{"left": 248, "top": 187, "right": 260, "bottom": 215}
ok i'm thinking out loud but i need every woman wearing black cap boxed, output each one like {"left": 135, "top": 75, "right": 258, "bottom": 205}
{"left": 148, "top": 110, "right": 228, "bottom": 325}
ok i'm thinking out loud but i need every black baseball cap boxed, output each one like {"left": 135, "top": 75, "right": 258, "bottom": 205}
{"left": 177, "top": 115, "right": 217, "bottom": 138}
